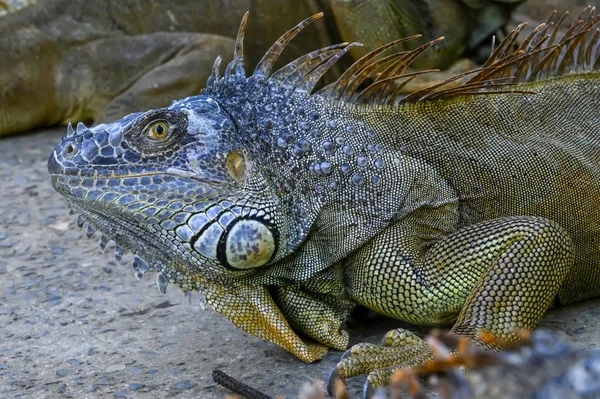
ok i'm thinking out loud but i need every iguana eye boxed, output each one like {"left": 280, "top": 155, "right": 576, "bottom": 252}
{"left": 146, "top": 121, "right": 169, "bottom": 140}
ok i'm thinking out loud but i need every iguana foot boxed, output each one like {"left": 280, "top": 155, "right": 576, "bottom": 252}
{"left": 328, "top": 328, "right": 435, "bottom": 398}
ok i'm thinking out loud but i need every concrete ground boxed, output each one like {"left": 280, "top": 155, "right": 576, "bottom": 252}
{"left": 1, "top": 127, "right": 600, "bottom": 399}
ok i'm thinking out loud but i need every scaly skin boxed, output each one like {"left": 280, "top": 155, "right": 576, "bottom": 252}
{"left": 1, "top": 0, "right": 523, "bottom": 136}
{"left": 48, "top": 7, "right": 600, "bottom": 399}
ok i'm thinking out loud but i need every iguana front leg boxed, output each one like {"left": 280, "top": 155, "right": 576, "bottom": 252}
{"left": 330, "top": 214, "right": 573, "bottom": 397}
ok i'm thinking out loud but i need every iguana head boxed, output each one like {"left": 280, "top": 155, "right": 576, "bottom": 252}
{"left": 47, "top": 83, "right": 336, "bottom": 361}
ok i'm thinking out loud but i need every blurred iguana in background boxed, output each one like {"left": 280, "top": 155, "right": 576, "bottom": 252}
{"left": 0, "top": 0, "right": 525, "bottom": 136}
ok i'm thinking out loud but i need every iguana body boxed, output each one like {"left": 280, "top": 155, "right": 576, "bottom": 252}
{"left": 1, "top": 0, "right": 523, "bottom": 136}
{"left": 48, "top": 6, "right": 600, "bottom": 398}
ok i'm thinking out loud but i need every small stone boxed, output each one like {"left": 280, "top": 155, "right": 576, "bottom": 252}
{"left": 67, "top": 359, "right": 82, "bottom": 366}
{"left": 113, "top": 389, "right": 127, "bottom": 397}
{"left": 128, "top": 383, "right": 145, "bottom": 391}
{"left": 172, "top": 381, "right": 194, "bottom": 389}
{"left": 56, "top": 369, "right": 68, "bottom": 377}
{"left": 106, "top": 364, "right": 126, "bottom": 373}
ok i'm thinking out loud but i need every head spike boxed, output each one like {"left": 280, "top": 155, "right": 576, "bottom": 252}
{"left": 225, "top": 11, "right": 249, "bottom": 77}
{"left": 67, "top": 123, "right": 75, "bottom": 137}
{"left": 330, "top": 34, "right": 422, "bottom": 100}
{"left": 294, "top": 42, "right": 361, "bottom": 94}
{"left": 336, "top": 53, "right": 407, "bottom": 101}
{"left": 207, "top": 56, "right": 223, "bottom": 87}
{"left": 253, "top": 13, "right": 323, "bottom": 80}
{"left": 212, "top": 56, "right": 222, "bottom": 78}
{"left": 76, "top": 122, "right": 88, "bottom": 135}
{"left": 269, "top": 43, "right": 350, "bottom": 85}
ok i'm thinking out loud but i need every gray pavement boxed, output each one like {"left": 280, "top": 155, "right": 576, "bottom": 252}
{"left": 1, "top": 128, "right": 599, "bottom": 399}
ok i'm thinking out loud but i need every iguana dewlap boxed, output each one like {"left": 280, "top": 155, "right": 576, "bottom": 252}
{"left": 48, "top": 7, "right": 600, "bottom": 398}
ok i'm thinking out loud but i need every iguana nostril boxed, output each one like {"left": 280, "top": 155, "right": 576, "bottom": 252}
{"left": 63, "top": 143, "right": 77, "bottom": 156}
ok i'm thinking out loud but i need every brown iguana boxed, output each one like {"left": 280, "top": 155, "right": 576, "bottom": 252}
{"left": 0, "top": 0, "right": 524, "bottom": 137}
{"left": 47, "top": 5, "right": 600, "bottom": 399}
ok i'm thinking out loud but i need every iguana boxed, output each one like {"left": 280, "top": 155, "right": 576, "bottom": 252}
{"left": 47, "top": 5, "right": 600, "bottom": 399}
{"left": 1, "top": 0, "right": 523, "bottom": 137}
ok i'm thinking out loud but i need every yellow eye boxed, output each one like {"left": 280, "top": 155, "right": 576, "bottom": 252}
{"left": 147, "top": 121, "right": 169, "bottom": 140}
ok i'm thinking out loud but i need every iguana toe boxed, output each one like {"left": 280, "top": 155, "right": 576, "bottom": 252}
{"left": 332, "top": 328, "right": 435, "bottom": 393}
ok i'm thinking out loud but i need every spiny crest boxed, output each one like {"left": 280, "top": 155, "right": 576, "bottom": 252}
{"left": 207, "top": 6, "right": 600, "bottom": 105}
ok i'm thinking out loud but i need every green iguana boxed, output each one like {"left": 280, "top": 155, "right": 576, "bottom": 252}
{"left": 1, "top": 0, "right": 523, "bottom": 137}
{"left": 48, "top": 6, "right": 600, "bottom": 399}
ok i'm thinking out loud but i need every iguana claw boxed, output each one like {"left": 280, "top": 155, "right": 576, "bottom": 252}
{"left": 326, "top": 368, "right": 344, "bottom": 398}
{"left": 362, "top": 379, "right": 374, "bottom": 399}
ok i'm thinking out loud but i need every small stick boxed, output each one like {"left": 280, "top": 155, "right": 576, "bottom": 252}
{"left": 212, "top": 369, "right": 274, "bottom": 399}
